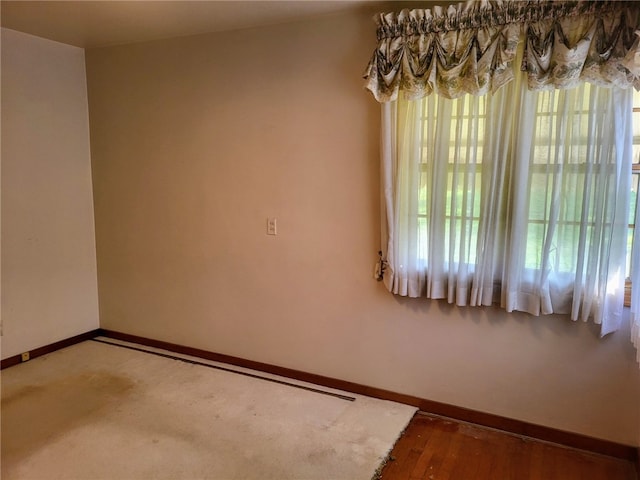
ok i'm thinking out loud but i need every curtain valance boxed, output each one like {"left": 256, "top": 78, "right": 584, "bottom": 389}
{"left": 364, "top": 0, "right": 640, "bottom": 102}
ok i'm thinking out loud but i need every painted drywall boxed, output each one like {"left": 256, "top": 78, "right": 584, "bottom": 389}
{"left": 85, "top": 11, "right": 640, "bottom": 445}
{"left": 1, "top": 28, "right": 99, "bottom": 359}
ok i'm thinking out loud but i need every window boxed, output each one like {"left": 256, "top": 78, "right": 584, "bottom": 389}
{"left": 417, "top": 83, "right": 620, "bottom": 277}
{"left": 365, "top": 0, "right": 640, "bottom": 359}
{"left": 381, "top": 77, "right": 633, "bottom": 331}
{"left": 626, "top": 90, "right": 640, "bottom": 305}
{"left": 417, "top": 94, "right": 487, "bottom": 274}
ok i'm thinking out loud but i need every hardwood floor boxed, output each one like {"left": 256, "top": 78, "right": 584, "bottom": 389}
{"left": 379, "top": 413, "right": 637, "bottom": 480}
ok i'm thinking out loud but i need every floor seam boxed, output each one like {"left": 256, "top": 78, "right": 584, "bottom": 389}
{"left": 90, "top": 337, "right": 357, "bottom": 402}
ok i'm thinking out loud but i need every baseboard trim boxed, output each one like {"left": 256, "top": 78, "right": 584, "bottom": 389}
{"left": 0, "top": 329, "right": 102, "bottom": 370}
{"left": 98, "top": 328, "right": 637, "bottom": 462}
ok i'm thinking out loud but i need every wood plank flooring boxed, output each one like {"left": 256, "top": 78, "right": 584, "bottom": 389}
{"left": 379, "top": 413, "right": 637, "bottom": 480}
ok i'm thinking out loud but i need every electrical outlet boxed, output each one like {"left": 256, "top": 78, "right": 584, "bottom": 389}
{"left": 21, "top": 352, "right": 30, "bottom": 362}
{"left": 267, "top": 217, "right": 277, "bottom": 235}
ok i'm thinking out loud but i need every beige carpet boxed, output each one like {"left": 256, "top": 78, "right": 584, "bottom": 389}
{"left": 1, "top": 338, "right": 416, "bottom": 480}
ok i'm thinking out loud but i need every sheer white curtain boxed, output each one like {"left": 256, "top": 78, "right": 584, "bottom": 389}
{"left": 380, "top": 66, "right": 634, "bottom": 336}
{"left": 508, "top": 81, "right": 633, "bottom": 335}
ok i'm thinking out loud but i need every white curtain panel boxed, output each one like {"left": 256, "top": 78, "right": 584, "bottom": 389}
{"left": 380, "top": 70, "right": 634, "bottom": 338}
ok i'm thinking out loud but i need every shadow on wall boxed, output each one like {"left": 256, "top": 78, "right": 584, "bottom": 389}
{"left": 390, "top": 290, "right": 618, "bottom": 342}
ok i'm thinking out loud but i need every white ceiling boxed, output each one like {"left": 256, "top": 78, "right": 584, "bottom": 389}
{"left": 1, "top": 0, "right": 392, "bottom": 49}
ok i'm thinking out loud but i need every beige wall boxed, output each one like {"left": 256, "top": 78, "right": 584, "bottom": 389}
{"left": 86, "top": 11, "right": 640, "bottom": 446}
{"left": 1, "top": 29, "right": 100, "bottom": 358}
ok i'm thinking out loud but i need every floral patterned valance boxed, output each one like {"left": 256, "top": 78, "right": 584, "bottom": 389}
{"left": 364, "top": 0, "right": 640, "bottom": 102}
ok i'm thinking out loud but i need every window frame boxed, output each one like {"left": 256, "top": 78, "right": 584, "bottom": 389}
{"left": 625, "top": 93, "right": 640, "bottom": 306}
{"left": 415, "top": 87, "right": 630, "bottom": 280}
